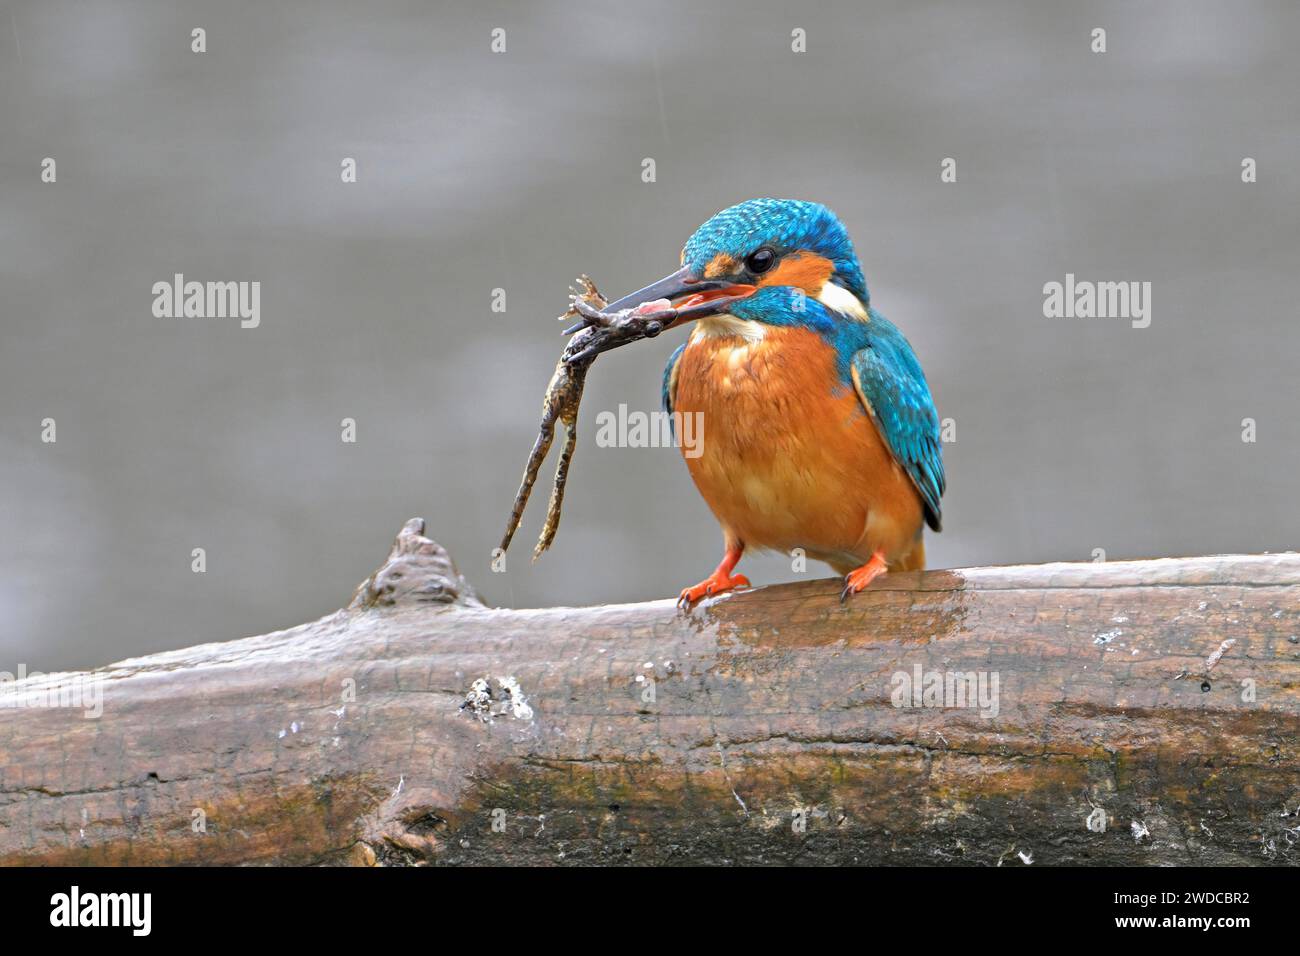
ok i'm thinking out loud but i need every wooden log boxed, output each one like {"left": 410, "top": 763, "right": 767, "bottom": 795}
{"left": 1, "top": 518, "right": 1297, "bottom": 866}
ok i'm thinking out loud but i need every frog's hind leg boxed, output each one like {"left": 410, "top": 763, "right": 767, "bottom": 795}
{"left": 500, "top": 401, "right": 558, "bottom": 553}
{"left": 534, "top": 412, "right": 579, "bottom": 559}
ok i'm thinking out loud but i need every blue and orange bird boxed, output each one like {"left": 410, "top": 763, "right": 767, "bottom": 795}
{"left": 600, "top": 199, "right": 945, "bottom": 606}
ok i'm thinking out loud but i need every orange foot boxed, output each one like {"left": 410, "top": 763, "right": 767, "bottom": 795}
{"left": 678, "top": 570, "right": 751, "bottom": 608}
{"left": 841, "top": 551, "right": 888, "bottom": 603}
{"left": 678, "top": 544, "right": 749, "bottom": 608}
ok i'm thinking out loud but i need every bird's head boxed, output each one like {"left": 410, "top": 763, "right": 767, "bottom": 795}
{"left": 604, "top": 198, "right": 869, "bottom": 328}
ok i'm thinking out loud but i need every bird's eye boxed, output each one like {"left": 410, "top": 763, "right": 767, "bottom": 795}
{"left": 745, "top": 247, "right": 776, "bottom": 274}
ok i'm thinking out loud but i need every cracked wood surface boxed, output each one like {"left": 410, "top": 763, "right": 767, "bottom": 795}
{"left": 1, "top": 518, "right": 1298, "bottom": 866}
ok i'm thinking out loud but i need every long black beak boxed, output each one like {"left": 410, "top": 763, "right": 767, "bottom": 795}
{"left": 603, "top": 266, "right": 719, "bottom": 310}
{"left": 604, "top": 266, "right": 757, "bottom": 322}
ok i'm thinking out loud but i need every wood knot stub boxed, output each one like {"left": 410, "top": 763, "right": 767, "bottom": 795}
{"left": 349, "top": 518, "right": 482, "bottom": 610}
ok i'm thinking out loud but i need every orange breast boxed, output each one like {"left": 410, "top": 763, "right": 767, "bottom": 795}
{"left": 673, "top": 323, "right": 925, "bottom": 570}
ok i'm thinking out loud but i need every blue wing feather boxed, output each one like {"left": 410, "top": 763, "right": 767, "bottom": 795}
{"left": 662, "top": 342, "right": 687, "bottom": 440}
{"left": 849, "top": 335, "right": 945, "bottom": 532}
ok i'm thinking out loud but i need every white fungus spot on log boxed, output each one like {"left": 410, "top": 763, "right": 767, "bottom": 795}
{"left": 1205, "top": 638, "right": 1236, "bottom": 670}
{"left": 497, "top": 675, "right": 534, "bottom": 721}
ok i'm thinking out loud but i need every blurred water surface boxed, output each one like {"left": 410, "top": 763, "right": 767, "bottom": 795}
{"left": 2, "top": 0, "right": 1297, "bottom": 668}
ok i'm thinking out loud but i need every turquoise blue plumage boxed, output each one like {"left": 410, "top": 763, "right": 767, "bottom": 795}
{"left": 611, "top": 198, "right": 944, "bottom": 604}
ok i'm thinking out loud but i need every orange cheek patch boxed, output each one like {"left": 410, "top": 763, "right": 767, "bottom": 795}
{"left": 759, "top": 252, "right": 834, "bottom": 294}
{"left": 703, "top": 253, "right": 739, "bottom": 278}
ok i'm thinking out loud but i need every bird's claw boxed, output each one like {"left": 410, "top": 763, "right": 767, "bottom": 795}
{"left": 840, "top": 553, "right": 888, "bottom": 603}
{"left": 677, "top": 572, "right": 751, "bottom": 609}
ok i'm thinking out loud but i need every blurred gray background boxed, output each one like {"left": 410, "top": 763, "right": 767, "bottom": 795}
{"left": 2, "top": 0, "right": 1298, "bottom": 670}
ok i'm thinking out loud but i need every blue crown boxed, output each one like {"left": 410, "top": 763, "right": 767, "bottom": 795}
{"left": 682, "top": 199, "right": 868, "bottom": 302}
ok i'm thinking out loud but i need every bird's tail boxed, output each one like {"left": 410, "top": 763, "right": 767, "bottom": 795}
{"left": 892, "top": 540, "right": 925, "bottom": 573}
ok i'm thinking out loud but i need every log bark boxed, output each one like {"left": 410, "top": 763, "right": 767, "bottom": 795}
{"left": 1, "top": 518, "right": 1297, "bottom": 866}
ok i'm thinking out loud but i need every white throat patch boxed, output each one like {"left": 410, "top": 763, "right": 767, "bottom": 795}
{"left": 693, "top": 314, "right": 767, "bottom": 343}
{"left": 817, "top": 282, "right": 869, "bottom": 321}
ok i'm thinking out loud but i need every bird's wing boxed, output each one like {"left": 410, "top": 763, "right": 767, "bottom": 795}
{"left": 662, "top": 342, "right": 687, "bottom": 434}
{"left": 850, "top": 341, "right": 945, "bottom": 532}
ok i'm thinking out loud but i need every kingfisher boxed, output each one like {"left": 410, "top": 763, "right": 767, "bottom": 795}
{"left": 600, "top": 198, "right": 945, "bottom": 607}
